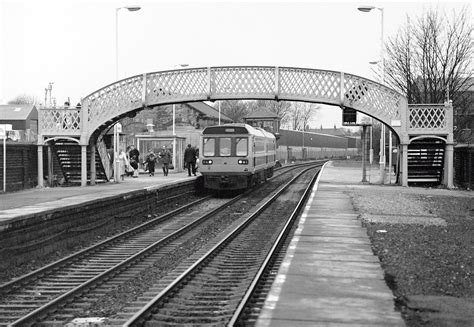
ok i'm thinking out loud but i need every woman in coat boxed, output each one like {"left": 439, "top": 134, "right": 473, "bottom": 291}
{"left": 158, "top": 146, "right": 172, "bottom": 176}
{"left": 118, "top": 150, "right": 130, "bottom": 181}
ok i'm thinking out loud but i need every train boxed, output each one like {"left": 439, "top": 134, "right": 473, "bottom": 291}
{"left": 199, "top": 123, "right": 277, "bottom": 190}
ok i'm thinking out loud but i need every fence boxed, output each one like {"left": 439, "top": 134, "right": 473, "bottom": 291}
{"left": 454, "top": 145, "right": 474, "bottom": 189}
{"left": 0, "top": 143, "right": 38, "bottom": 192}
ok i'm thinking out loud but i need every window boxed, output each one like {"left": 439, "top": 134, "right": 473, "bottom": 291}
{"left": 254, "top": 139, "right": 265, "bottom": 153}
{"left": 219, "top": 137, "right": 231, "bottom": 156}
{"left": 203, "top": 138, "right": 215, "bottom": 156}
{"left": 236, "top": 138, "right": 248, "bottom": 156}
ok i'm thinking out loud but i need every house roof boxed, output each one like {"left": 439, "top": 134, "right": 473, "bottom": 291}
{"left": 244, "top": 110, "right": 280, "bottom": 119}
{"left": 0, "top": 104, "right": 37, "bottom": 120}
{"left": 187, "top": 102, "right": 233, "bottom": 122}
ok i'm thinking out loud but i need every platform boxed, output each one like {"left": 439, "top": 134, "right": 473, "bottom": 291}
{"left": 255, "top": 162, "right": 404, "bottom": 326}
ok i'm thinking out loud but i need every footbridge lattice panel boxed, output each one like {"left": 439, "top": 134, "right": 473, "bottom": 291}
{"left": 74, "top": 66, "right": 407, "bottom": 143}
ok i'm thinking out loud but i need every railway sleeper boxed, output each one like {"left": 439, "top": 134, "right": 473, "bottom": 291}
{"left": 149, "top": 313, "right": 230, "bottom": 322}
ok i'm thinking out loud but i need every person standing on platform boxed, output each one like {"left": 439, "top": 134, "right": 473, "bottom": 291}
{"left": 128, "top": 145, "right": 140, "bottom": 178}
{"left": 144, "top": 150, "right": 157, "bottom": 176}
{"left": 159, "top": 146, "right": 172, "bottom": 176}
{"left": 118, "top": 149, "right": 130, "bottom": 181}
{"left": 184, "top": 144, "right": 197, "bottom": 177}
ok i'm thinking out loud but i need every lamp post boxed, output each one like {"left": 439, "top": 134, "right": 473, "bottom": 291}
{"left": 302, "top": 125, "right": 305, "bottom": 160}
{"left": 218, "top": 101, "right": 221, "bottom": 125}
{"left": 172, "top": 64, "right": 189, "bottom": 172}
{"left": 114, "top": 5, "right": 141, "bottom": 183}
{"left": 116, "top": 6, "right": 141, "bottom": 80}
{"left": 358, "top": 5, "right": 386, "bottom": 184}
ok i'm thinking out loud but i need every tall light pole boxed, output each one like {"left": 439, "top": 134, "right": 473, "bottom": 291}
{"left": 358, "top": 5, "right": 386, "bottom": 184}
{"left": 114, "top": 5, "right": 141, "bottom": 182}
{"left": 116, "top": 6, "right": 141, "bottom": 80}
{"left": 172, "top": 64, "right": 189, "bottom": 172}
{"left": 302, "top": 125, "right": 305, "bottom": 160}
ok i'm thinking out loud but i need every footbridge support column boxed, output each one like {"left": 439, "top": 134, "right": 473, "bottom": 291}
{"left": 444, "top": 143, "right": 454, "bottom": 189}
{"left": 90, "top": 143, "right": 96, "bottom": 186}
{"left": 37, "top": 144, "right": 44, "bottom": 188}
{"left": 401, "top": 143, "right": 408, "bottom": 187}
{"left": 81, "top": 144, "right": 87, "bottom": 187}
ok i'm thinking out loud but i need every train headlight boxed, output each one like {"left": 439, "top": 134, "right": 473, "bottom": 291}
{"left": 202, "top": 159, "right": 213, "bottom": 165}
{"left": 237, "top": 159, "right": 248, "bottom": 165}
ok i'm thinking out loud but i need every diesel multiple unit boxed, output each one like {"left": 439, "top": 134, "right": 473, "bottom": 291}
{"left": 199, "top": 124, "right": 277, "bottom": 190}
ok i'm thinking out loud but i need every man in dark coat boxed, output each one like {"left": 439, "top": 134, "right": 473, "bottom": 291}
{"left": 128, "top": 145, "right": 140, "bottom": 178}
{"left": 144, "top": 150, "right": 157, "bottom": 176}
{"left": 183, "top": 144, "right": 197, "bottom": 177}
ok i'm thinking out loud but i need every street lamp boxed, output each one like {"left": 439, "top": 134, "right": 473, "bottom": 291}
{"left": 358, "top": 5, "right": 386, "bottom": 184}
{"left": 114, "top": 5, "right": 141, "bottom": 183}
{"left": 172, "top": 64, "right": 189, "bottom": 172}
{"left": 116, "top": 6, "right": 141, "bottom": 80}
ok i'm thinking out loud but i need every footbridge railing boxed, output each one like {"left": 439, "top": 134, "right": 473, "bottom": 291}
{"left": 75, "top": 66, "right": 407, "bottom": 144}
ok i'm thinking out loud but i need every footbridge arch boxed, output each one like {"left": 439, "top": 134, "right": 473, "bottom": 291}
{"left": 37, "top": 66, "right": 453, "bottom": 188}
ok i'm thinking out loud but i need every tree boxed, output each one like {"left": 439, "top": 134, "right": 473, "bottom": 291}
{"left": 384, "top": 7, "right": 473, "bottom": 141}
{"left": 248, "top": 100, "right": 293, "bottom": 126}
{"left": 220, "top": 100, "right": 249, "bottom": 122}
{"left": 289, "top": 102, "right": 319, "bottom": 130}
{"left": 8, "top": 94, "right": 40, "bottom": 105}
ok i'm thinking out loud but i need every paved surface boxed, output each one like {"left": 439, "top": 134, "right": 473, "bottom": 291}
{"left": 0, "top": 171, "right": 197, "bottom": 227}
{"left": 0, "top": 161, "right": 405, "bottom": 325}
{"left": 0, "top": 171, "right": 196, "bottom": 211}
{"left": 256, "top": 162, "right": 404, "bottom": 326}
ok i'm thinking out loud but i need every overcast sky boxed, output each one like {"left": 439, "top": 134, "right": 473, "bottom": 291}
{"left": 0, "top": 0, "right": 471, "bottom": 127}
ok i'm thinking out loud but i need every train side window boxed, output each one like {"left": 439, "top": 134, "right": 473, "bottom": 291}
{"left": 254, "top": 139, "right": 265, "bottom": 153}
{"left": 203, "top": 138, "right": 215, "bottom": 157}
{"left": 219, "top": 137, "right": 231, "bottom": 156}
{"left": 236, "top": 138, "right": 248, "bottom": 156}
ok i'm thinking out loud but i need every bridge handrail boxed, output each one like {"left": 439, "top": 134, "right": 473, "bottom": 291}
{"left": 408, "top": 103, "right": 452, "bottom": 135}
{"left": 79, "top": 66, "right": 407, "bottom": 139}
{"left": 39, "top": 107, "right": 81, "bottom": 136}
{"left": 43, "top": 66, "right": 464, "bottom": 146}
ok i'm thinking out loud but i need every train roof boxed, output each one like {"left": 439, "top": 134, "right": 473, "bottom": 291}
{"left": 202, "top": 123, "right": 276, "bottom": 139}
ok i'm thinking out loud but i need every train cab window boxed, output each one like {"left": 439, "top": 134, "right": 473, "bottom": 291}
{"left": 236, "top": 138, "right": 248, "bottom": 156}
{"left": 219, "top": 137, "right": 231, "bottom": 156}
{"left": 203, "top": 138, "right": 215, "bottom": 157}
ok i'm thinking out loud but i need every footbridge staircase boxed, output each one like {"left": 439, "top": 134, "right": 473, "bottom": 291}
{"left": 36, "top": 66, "right": 454, "bottom": 188}
{"left": 52, "top": 139, "right": 108, "bottom": 184}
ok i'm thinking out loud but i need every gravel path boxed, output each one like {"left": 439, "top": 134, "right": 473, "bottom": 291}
{"left": 344, "top": 183, "right": 473, "bottom": 326}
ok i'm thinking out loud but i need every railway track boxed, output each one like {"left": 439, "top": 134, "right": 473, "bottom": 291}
{"left": 124, "top": 164, "right": 321, "bottom": 326}
{"left": 0, "top": 162, "right": 323, "bottom": 326}
{"left": 0, "top": 196, "right": 228, "bottom": 326}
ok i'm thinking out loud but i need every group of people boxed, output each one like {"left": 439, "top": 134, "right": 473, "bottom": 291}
{"left": 116, "top": 145, "right": 140, "bottom": 181}
{"left": 115, "top": 143, "right": 198, "bottom": 180}
{"left": 143, "top": 146, "right": 172, "bottom": 176}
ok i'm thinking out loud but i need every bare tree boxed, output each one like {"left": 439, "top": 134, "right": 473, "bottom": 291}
{"left": 288, "top": 102, "right": 319, "bottom": 130}
{"left": 248, "top": 100, "right": 293, "bottom": 126}
{"left": 384, "top": 7, "right": 473, "bottom": 141}
{"left": 8, "top": 94, "right": 40, "bottom": 105}
{"left": 220, "top": 100, "right": 249, "bottom": 122}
